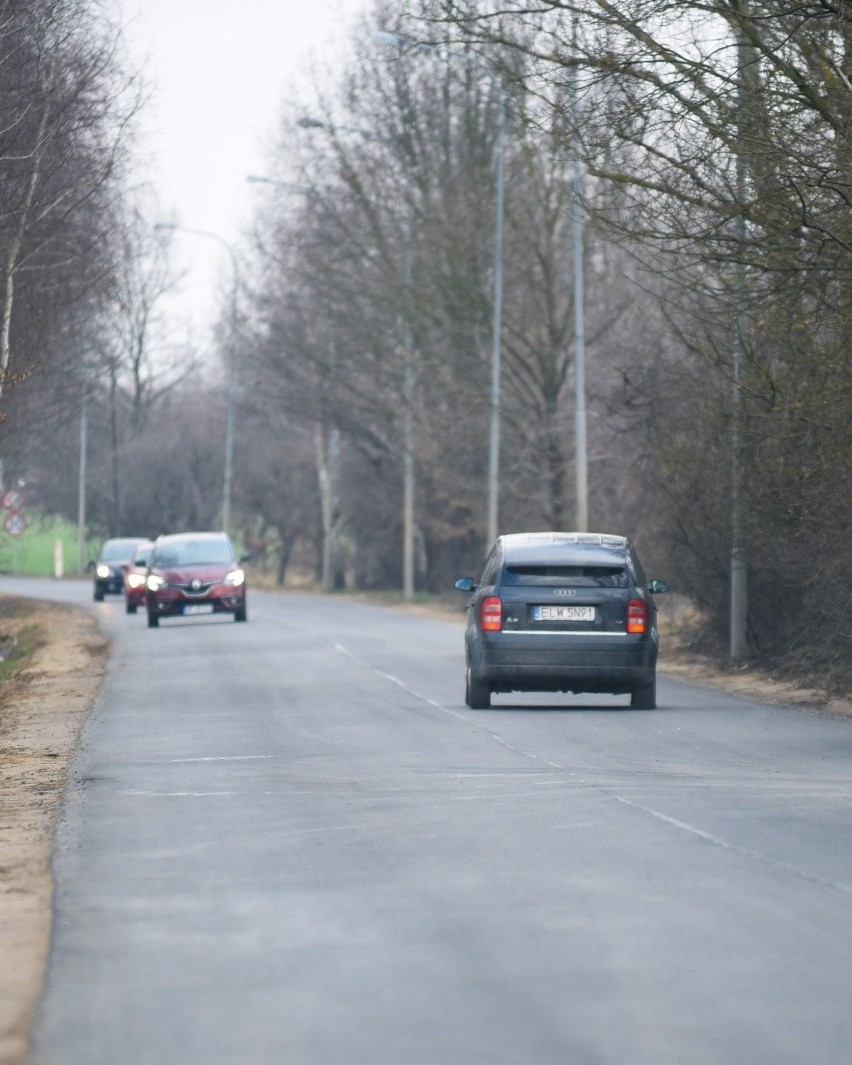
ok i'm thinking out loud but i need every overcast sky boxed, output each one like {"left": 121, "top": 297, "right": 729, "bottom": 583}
{"left": 117, "top": 0, "right": 371, "bottom": 335}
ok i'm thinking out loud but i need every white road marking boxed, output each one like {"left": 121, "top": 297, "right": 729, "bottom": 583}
{"left": 334, "top": 642, "right": 469, "bottom": 722}
{"left": 335, "top": 642, "right": 568, "bottom": 767}
{"left": 615, "top": 795, "right": 852, "bottom": 897}
{"left": 335, "top": 641, "right": 852, "bottom": 899}
{"left": 168, "top": 755, "right": 275, "bottom": 763}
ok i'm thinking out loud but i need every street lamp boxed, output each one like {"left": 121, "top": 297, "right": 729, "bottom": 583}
{"left": 155, "top": 222, "right": 238, "bottom": 535}
{"left": 245, "top": 176, "right": 342, "bottom": 594}
{"left": 730, "top": 21, "right": 749, "bottom": 659}
{"left": 246, "top": 175, "right": 314, "bottom": 194}
{"left": 374, "top": 31, "right": 507, "bottom": 547}
{"left": 570, "top": 11, "right": 588, "bottom": 532}
{"left": 297, "top": 115, "right": 417, "bottom": 601}
{"left": 297, "top": 117, "right": 374, "bottom": 139}
{"left": 77, "top": 375, "right": 88, "bottom": 575}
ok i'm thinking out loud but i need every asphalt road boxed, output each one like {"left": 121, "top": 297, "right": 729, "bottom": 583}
{"left": 4, "top": 575, "right": 852, "bottom": 1065}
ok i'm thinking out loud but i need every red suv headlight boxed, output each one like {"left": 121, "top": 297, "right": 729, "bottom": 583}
{"left": 481, "top": 596, "right": 503, "bottom": 632}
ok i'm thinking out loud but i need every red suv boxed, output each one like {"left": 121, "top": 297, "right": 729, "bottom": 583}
{"left": 124, "top": 541, "right": 155, "bottom": 614}
{"left": 145, "top": 532, "right": 249, "bottom": 628}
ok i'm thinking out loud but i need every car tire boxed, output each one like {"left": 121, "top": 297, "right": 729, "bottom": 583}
{"left": 631, "top": 674, "right": 656, "bottom": 710}
{"left": 465, "top": 666, "right": 491, "bottom": 709}
{"left": 146, "top": 611, "right": 159, "bottom": 629}
{"left": 93, "top": 589, "right": 104, "bottom": 602}
{"left": 126, "top": 602, "right": 137, "bottom": 615}
{"left": 234, "top": 604, "right": 247, "bottom": 622}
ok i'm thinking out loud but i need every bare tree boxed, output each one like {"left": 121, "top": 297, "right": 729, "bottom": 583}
{"left": 0, "top": 0, "right": 140, "bottom": 487}
{"left": 415, "top": 0, "right": 850, "bottom": 682}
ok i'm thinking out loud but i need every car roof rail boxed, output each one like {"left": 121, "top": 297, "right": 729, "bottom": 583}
{"left": 501, "top": 531, "right": 627, "bottom": 548}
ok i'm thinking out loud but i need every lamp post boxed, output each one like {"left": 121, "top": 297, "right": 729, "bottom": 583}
{"left": 401, "top": 222, "right": 415, "bottom": 601}
{"left": 76, "top": 376, "right": 88, "bottom": 575}
{"left": 296, "top": 115, "right": 417, "bottom": 600}
{"left": 569, "top": 12, "right": 588, "bottom": 533}
{"left": 245, "top": 176, "right": 341, "bottom": 594}
{"left": 730, "top": 18, "right": 749, "bottom": 659}
{"left": 154, "top": 223, "right": 238, "bottom": 536}
{"left": 246, "top": 175, "right": 314, "bottom": 194}
{"left": 374, "top": 31, "right": 507, "bottom": 547}
{"left": 297, "top": 118, "right": 374, "bottom": 139}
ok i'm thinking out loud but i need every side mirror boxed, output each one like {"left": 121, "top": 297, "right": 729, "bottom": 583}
{"left": 649, "top": 580, "right": 669, "bottom": 594}
{"left": 239, "top": 552, "right": 251, "bottom": 564}
{"left": 87, "top": 560, "right": 95, "bottom": 570}
{"left": 454, "top": 576, "right": 477, "bottom": 593}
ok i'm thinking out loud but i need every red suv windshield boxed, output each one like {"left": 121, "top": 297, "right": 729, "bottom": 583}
{"left": 154, "top": 539, "right": 234, "bottom": 567}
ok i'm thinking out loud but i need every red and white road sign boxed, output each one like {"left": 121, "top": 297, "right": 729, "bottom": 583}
{"left": 4, "top": 511, "right": 27, "bottom": 536}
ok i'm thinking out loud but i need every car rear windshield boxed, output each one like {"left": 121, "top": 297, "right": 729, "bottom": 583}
{"left": 502, "top": 564, "right": 630, "bottom": 588}
{"left": 154, "top": 540, "right": 234, "bottom": 566}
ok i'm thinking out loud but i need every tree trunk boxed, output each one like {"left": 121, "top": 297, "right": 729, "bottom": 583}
{"left": 315, "top": 423, "right": 339, "bottom": 592}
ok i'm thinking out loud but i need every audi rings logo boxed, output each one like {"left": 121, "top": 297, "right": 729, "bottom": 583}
{"left": 554, "top": 589, "right": 577, "bottom": 597}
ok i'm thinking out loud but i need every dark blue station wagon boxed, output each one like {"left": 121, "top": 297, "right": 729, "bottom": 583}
{"left": 455, "top": 532, "right": 668, "bottom": 709}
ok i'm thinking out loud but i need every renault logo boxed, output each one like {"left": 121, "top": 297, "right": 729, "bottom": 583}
{"left": 554, "top": 589, "right": 577, "bottom": 597}
{"left": 191, "top": 578, "right": 202, "bottom": 591}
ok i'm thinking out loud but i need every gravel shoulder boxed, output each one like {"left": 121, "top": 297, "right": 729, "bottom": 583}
{"left": 0, "top": 591, "right": 848, "bottom": 1065}
{"left": 0, "top": 599, "right": 107, "bottom": 1065}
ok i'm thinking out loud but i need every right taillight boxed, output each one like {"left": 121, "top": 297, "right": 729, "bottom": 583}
{"left": 481, "top": 596, "right": 503, "bottom": 632}
{"left": 627, "top": 598, "right": 648, "bottom": 634}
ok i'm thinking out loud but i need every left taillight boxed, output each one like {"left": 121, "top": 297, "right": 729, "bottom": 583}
{"left": 480, "top": 596, "right": 503, "bottom": 632}
{"left": 627, "top": 598, "right": 648, "bottom": 634}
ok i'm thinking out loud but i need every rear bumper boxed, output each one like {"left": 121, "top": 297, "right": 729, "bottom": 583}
{"left": 470, "top": 630, "right": 657, "bottom": 694}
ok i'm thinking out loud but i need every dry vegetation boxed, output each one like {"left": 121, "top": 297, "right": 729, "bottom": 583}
{"left": 0, "top": 597, "right": 107, "bottom": 1065}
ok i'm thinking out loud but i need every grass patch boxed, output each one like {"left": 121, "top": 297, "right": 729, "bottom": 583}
{"left": 0, "top": 512, "right": 99, "bottom": 577}
{"left": 0, "top": 622, "right": 43, "bottom": 681}
{"left": 0, "top": 598, "right": 48, "bottom": 694}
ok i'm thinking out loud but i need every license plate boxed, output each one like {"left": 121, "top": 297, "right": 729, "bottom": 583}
{"left": 534, "top": 605, "right": 596, "bottom": 622}
{"left": 183, "top": 604, "right": 213, "bottom": 616}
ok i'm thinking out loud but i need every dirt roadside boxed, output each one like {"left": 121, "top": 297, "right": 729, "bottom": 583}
{"left": 0, "top": 593, "right": 849, "bottom": 1065}
{"left": 0, "top": 600, "right": 107, "bottom": 1065}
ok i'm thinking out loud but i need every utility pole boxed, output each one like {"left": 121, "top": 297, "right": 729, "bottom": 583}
{"left": 570, "top": 10, "right": 588, "bottom": 532}
{"left": 486, "top": 82, "right": 506, "bottom": 547}
{"left": 373, "top": 33, "right": 507, "bottom": 549}
{"left": 730, "top": 9, "right": 749, "bottom": 659}
{"left": 154, "top": 223, "right": 238, "bottom": 536}
{"left": 402, "top": 221, "right": 415, "bottom": 601}
{"left": 76, "top": 382, "right": 88, "bottom": 575}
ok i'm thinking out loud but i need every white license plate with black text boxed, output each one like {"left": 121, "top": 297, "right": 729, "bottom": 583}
{"left": 183, "top": 604, "right": 214, "bottom": 616}
{"left": 533, "top": 605, "right": 596, "bottom": 622}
